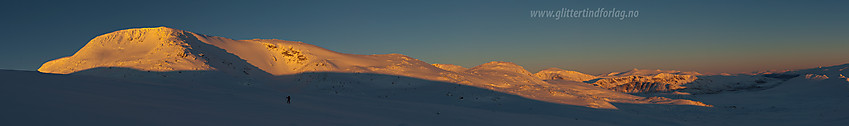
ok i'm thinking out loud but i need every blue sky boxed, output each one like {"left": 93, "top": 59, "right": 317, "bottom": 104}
{"left": 1, "top": 0, "right": 847, "bottom": 74}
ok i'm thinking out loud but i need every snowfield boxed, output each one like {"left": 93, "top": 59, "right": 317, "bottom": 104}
{"left": 3, "top": 27, "right": 847, "bottom": 125}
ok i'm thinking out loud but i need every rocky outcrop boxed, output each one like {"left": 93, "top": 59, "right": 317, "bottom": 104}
{"left": 592, "top": 73, "right": 697, "bottom": 93}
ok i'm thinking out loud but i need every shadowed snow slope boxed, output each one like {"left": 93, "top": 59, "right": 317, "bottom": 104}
{"left": 641, "top": 64, "right": 849, "bottom": 126}
{"left": 1, "top": 70, "right": 673, "bottom": 126}
{"left": 36, "top": 27, "right": 709, "bottom": 109}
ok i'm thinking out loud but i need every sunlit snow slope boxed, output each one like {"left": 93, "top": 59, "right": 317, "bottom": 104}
{"left": 37, "top": 27, "right": 708, "bottom": 109}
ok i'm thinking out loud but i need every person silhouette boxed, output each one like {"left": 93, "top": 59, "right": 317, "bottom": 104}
{"left": 286, "top": 96, "right": 291, "bottom": 104}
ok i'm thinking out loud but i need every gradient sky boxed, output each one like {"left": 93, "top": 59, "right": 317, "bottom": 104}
{"left": 1, "top": 0, "right": 847, "bottom": 75}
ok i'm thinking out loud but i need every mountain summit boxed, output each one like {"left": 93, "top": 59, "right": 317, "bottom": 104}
{"left": 39, "top": 27, "right": 214, "bottom": 74}
{"left": 38, "top": 27, "right": 448, "bottom": 78}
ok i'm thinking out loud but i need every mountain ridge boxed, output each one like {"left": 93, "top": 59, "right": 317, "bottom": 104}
{"left": 36, "top": 27, "right": 716, "bottom": 109}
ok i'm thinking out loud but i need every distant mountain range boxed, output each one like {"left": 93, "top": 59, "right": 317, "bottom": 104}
{"left": 38, "top": 27, "right": 725, "bottom": 109}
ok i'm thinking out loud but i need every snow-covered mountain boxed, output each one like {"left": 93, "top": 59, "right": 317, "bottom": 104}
{"left": 534, "top": 67, "right": 597, "bottom": 82}
{"left": 38, "top": 27, "right": 448, "bottom": 79}
{"left": 680, "top": 63, "right": 849, "bottom": 94}
{"left": 591, "top": 73, "right": 698, "bottom": 93}
{"left": 39, "top": 27, "right": 216, "bottom": 74}
{"left": 534, "top": 68, "right": 703, "bottom": 93}
{"left": 36, "top": 27, "right": 707, "bottom": 109}
{"left": 603, "top": 68, "right": 702, "bottom": 77}
{"left": 787, "top": 63, "right": 848, "bottom": 81}
{"left": 6, "top": 27, "right": 847, "bottom": 125}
